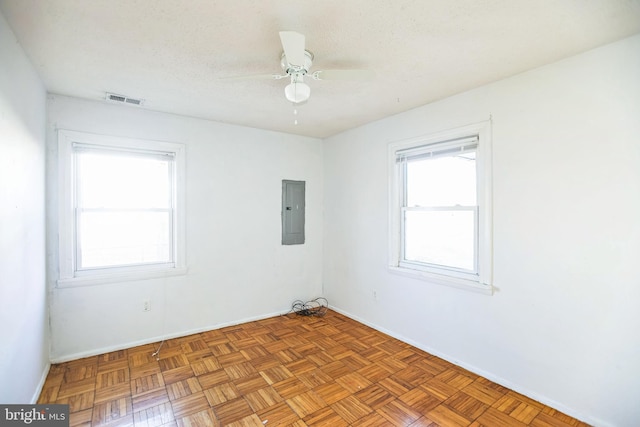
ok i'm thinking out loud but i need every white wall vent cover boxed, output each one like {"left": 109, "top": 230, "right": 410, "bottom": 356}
{"left": 105, "top": 92, "right": 144, "bottom": 106}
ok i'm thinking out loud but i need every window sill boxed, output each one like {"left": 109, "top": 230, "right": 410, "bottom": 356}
{"left": 57, "top": 266, "right": 187, "bottom": 288}
{"left": 388, "top": 266, "right": 494, "bottom": 295}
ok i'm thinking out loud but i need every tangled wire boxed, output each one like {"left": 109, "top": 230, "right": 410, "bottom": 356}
{"left": 287, "top": 297, "right": 328, "bottom": 317}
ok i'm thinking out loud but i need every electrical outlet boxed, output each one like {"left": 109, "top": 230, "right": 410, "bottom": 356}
{"left": 143, "top": 300, "right": 151, "bottom": 312}
{"left": 373, "top": 290, "right": 378, "bottom": 300}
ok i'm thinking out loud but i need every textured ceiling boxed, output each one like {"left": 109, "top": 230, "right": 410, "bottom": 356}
{"left": 1, "top": 0, "right": 639, "bottom": 138}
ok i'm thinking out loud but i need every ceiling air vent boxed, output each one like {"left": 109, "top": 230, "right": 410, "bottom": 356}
{"left": 105, "top": 92, "right": 144, "bottom": 106}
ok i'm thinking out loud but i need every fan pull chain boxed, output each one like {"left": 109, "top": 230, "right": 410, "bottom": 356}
{"left": 293, "top": 108, "right": 298, "bottom": 125}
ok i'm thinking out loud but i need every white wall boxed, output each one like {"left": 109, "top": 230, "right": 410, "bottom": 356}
{"left": 0, "top": 16, "right": 48, "bottom": 402}
{"left": 47, "top": 95, "right": 323, "bottom": 361}
{"left": 323, "top": 34, "right": 640, "bottom": 427}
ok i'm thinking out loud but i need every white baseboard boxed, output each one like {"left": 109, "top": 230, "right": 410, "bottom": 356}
{"left": 31, "top": 362, "right": 51, "bottom": 404}
{"left": 50, "top": 310, "right": 285, "bottom": 364}
{"left": 329, "top": 305, "right": 605, "bottom": 427}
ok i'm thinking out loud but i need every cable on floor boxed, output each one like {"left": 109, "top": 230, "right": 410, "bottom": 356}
{"left": 286, "top": 297, "right": 328, "bottom": 317}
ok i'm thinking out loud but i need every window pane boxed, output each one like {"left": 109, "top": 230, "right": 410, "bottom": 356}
{"left": 404, "top": 210, "right": 475, "bottom": 271}
{"left": 78, "top": 152, "right": 171, "bottom": 209}
{"left": 79, "top": 211, "right": 171, "bottom": 268}
{"left": 406, "top": 153, "right": 476, "bottom": 207}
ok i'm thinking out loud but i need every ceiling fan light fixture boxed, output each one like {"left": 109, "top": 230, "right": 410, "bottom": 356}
{"left": 284, "top": 81, "right": 310, "bottom": 104}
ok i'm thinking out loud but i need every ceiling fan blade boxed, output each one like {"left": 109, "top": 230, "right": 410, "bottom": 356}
{"left": 279, "top": 31, "right": 306, "bottom": 66}
{"left": 219, "top": 73, "right": 287, "bottom": 81}
{"left": 312, "top": 69, "right": 375, "bottom": 81}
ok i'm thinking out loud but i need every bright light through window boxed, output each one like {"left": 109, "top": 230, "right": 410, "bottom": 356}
{"left": 389, "top": 123, "right": 492, "bottom": 290}
{"left": 57, "top": 130, "right": 185, "bottom": 286}
{"left": 406, "top": 154, "right": 476, "bottom": 207}
{"left": 404, "top": 210, "right": 475, "bottom": 270}
{"left": 75, "top": 149, "right": 174, "bottom": 270}
{"left": 78, "top": 153, "right": 171, "bottom": 209}
{"left": 404, "top": 153, "right": 477, "bottom": 271}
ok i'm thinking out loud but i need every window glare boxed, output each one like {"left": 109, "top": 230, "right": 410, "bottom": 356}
{"left": 75, "top": 149, "right": 174, "bottom": 270}
{"left": 404, "top": 210, "right": 475, "bottom": 271}
{"left": 79, "top": 211, "right": 171, "bottom": 268}
{"left": 407, "top": 154, "right": 476, "bottom": 207}
{"left": 78, "top": 152, "right": 171, "bottom": 209}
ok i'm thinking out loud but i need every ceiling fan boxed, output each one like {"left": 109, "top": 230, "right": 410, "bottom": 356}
{"left": 221, "top": 31, "right": 374, "bottom": 105}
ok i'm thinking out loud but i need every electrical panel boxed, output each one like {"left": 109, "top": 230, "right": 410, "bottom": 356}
{"left": 282, "top": 180, "right": 305, "bottom": 245}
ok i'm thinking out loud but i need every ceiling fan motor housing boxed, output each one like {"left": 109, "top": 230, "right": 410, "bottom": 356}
{"left": 281, "top": 50, "right": 314, "bottom": 76}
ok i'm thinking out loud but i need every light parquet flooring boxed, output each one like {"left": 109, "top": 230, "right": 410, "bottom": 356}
{"left": 38, "top": 310, "right": 590, "bottom": 427}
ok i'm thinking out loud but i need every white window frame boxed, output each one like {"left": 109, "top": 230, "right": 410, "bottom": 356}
{"left": 57, "top": 129, "right": 186, "bottom": 287}
{"left": 388, "top": 121, "right": 493, "bottom": 294}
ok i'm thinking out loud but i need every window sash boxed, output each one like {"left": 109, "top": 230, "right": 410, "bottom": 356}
{"left": 75, "top": 207, "right": 175, "bottom": 271}
{"left": 387, "top": 121, "right": 492, "bottom": 292}
{"left": 396, "top": 136, "right": 478, "bottom": 163}
{"left": 73, "top": 142, "right": 176, "bottom": 160}
{"left": 57, "top": 129, "right": 186, "bottom": 287}
{"left": 73, "top": 146, "right": 177, "bottom": 273}
{"left": 398, "top": 138, "right": 480, "bottom": 280}
{"left": 400, "top": 206, "right": 479, "bottom": 277}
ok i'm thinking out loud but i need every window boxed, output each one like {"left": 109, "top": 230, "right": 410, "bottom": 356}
{"left": 58, "top": 130, "right": 186, "bottom": 286}
{"left": 389, "top": 122, "right": 492, "bottom": 293}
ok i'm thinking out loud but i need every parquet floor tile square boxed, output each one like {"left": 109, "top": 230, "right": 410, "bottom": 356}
{"left": 58, "top": 376, "right": 97, "bottom": 399}
{"left": 334, "top": 372, "right": 372, "bottom": 393}
{"left": 295, "top": 368, "right": 332, "bottom": 389}
{"left": 377, "top": 399, "right": 422, "bottom": 426}
{"left": 131, "top": 388, "right": 170, "bottom": 413}
{"left": 191, "top": 356, "right": 222, "bottom": 376}
{"left": 398, "top": 388, "right": 440, "bottom": 414}
{"left": 175, "top": 408, "right": 218, "bottom": 427}
{"left": 492, "top": 391, "right": 542, "bottom": 424}
{"left": 302, "top": 406, "right": 349, "bottom": 427}
{"left": 224, "top": 362, "right": 257, "bottom": 380}
{"left": 68, "top": 408, "right": 92, "bottom": 427}
{"left": 357, "top": 412, "right": 396, "bottom": 427}
{"left": 420, "top": 377, "right": 462, "bottom": 401}
{"left": 286, "top": 390, "right": 328, "bottom": 418}
{"left": 357, "top": 363, "right": 392, "bottom": 383}
{"left": 130, "top": 362, "right": 162, "bottom": 381}
{"left": 312, "top": 382, "right": 351, "bottom": 406}
{"left": 474, "top": 406, "right": 528, "bottom": 427}
{"left": 444, "top": 391, "right": 489, "bottom": 422}
{"left": 330, "top": 395, "right": 373, "bottom": 423}
{"left": 426, "top": 404, "right": 471, "bottom": 427}
{"left": 354, "top": 384, "right": 395, "bottom": 410}
{"left": 256, "top": 401, "right": 299, "bottom": 426}
{"left": 56, "top": 390, "right": 95, "bottom": 413}
{"left": 64, "top": 363, "right": 98, "bottom": 383}
{"left": 272, "top": 376, "right": 310, "bottom": 400}
{"left": 461, "top": 378, "right": 508, "bottom": 406}
{"left": 213, "top": 397, "right": 254, "bottom": 425}
{"left": 318, "top": 360, "right": 350, "bottom": 379}
{"left": 171, "top": 392, "right": 210, "bottom": 419}
{"left": 133, "top": 401, "right": 174, "bottom": 426}
{"left": 377, "top": 377, "right": 410, "bottom": 397}
{"left": 242, "top": 386, "right": 284, "bottom": 412}
{"left": 203, "top": 382, "right": 241, "bottom": 407}
{"left": 131, "top": 372, "right": 165, "bottom": 396}
{"left": 94, "top": 382, "right": 131, "bottom": 404}
{"left": 38, "top": 310, "right": 591, "bottom": 426}
{"left": 91, "top": 396, "right": 132, "bottom": 426}
{"left": 224, "top": 413, "right": 264, "bottom": 427}
{"left": 408, "top": 416, "right": 439, "bottom": 427}
{"left": 167, "top": 378, "right": 203, "bottom": 401}
{"left": 234, "top": 374, "right": 270, "bottom": 395}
